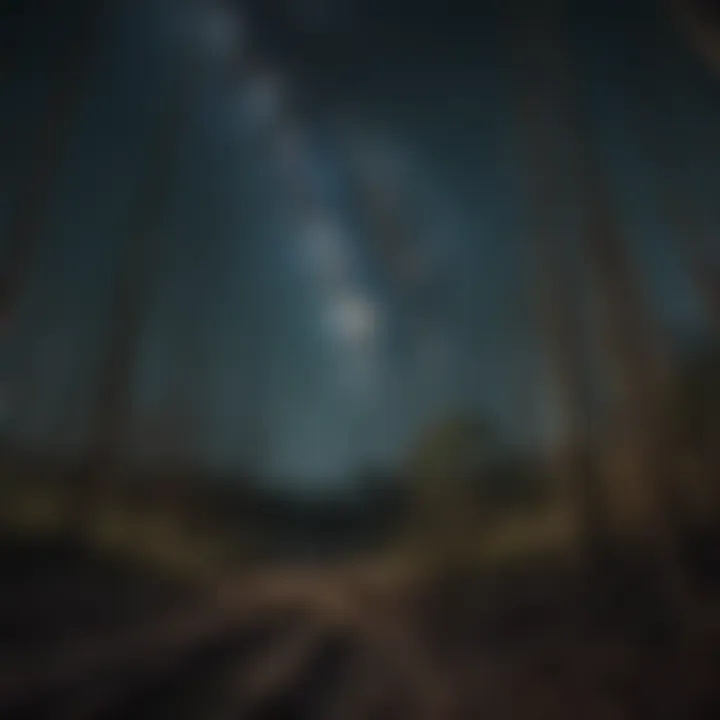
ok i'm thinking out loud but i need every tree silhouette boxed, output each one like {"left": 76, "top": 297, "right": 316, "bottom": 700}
{"left": 67, "top": 34, "right": 201, "bottom": 533}
{"left": 670, "top": 0, "right": 720, "bottom": 77}
{"left": 0, "top": 0, "right": 104, "bottom": 315}
{"left": 547, "top": 0, "right": 695, "bottom": 612}
{"left": 404, "top": 412, "right": 498, "bottom": 565}
{"left": 0, "top": 0, "right": 106, "bottom": 433}
{"left": 627, "top": 5, "right": 720, "bottom": 339}
{"left": 506, "top": 0, "right": 607, "bottom": 560}
{"left": 674, "top": 341, "right": 720, "bottom": 505}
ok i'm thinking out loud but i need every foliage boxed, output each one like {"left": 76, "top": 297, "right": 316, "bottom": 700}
{"left": 674, "top": 340, "right": 720, "bottom": 456}
{"left": 408, "top": 413, "right": 497, "bottom": 497}
{"left": 401, "top": 412, "right": 500, "bottom": 566}
{"left": 480, "top": 454, "right": 551, "bottom": 511}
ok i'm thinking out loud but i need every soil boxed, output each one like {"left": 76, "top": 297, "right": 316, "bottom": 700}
{"left": 0, "top": 531, "right": 719, "bottom": 719}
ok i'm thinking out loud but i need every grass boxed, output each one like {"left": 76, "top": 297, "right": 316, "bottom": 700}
{"left": 0, "top": 479, "right": 253, "bottom": 583}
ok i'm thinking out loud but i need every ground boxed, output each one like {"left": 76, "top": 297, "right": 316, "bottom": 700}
{"left": 1, "top": 528, "right": 719, "bottom": 719}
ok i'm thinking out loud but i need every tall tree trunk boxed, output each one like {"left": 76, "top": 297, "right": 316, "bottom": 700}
{"left": 624, "top": 13, "right": 720, "bottom": 513}
{"left": 147, "top": 168, "right": 228, "bottom": 514}
{"left": 0, "top": 0, "right": 105, "bottom": 327}
{"left": 644, "top": 7, "right": 720, "bottom": 336}
{"left": 67, "top": 51, "right": 198, "bottom": 536}
{"left": 670, "top": 199, "right": 720, "bottom": 337}
{"left": 0, "top": 0, "right": 105, "bottom": 470}
{"left": 669, "top": 0, "right": 720, "bottom": 79}
{"left": 541, "top": 3, "right": 695, "bottom": 615}
{"left": 506, "top": 1, "right": 606, "bottom": 560}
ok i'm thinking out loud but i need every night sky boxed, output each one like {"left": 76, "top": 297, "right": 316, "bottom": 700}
{"left": 0, "top": 0, "right": 717, "bottom": 489}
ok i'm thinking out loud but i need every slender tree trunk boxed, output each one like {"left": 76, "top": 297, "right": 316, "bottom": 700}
{"left": 671, "top": 200, "right": 720, "bottom": 337}
{"left": 67, "top": 50, "right": 198, "bottom": 536}
{"left": 542, "top": 3, "right": 695, "bottom": 615}
{"left": 0, "top": 1, "right": 105, "bottom": 482}
{"left": 624, "top": 20, "right": 720, "bottom": 513}
{"left": 669, "top": 0, "right": 720, "bottom": 79}
{"left": 506, "top": 1, "right": 606, "bottom": 560}
{"left": 147, "top": 168, "right": 228, "bottom": 516}
{"left": 0, "top": 3, "right": 23, "bottom": 83}
{"left": 0, "top": 0, "right": 105, "bottom": 327}
{"left": 639, "top": 16, "right": 720, "bottom": 336}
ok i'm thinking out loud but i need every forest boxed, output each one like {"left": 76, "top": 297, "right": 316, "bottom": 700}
{"left": 0, "top": 0, "right": 719, "bottom": 717}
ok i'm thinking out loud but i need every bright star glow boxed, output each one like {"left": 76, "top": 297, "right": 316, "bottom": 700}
{"left": 327, "top": 292, "right": 379, "bottom": 350}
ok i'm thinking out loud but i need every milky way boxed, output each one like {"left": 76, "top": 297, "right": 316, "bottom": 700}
{"left": 0, "top": 0, "right": 716, "bottom": 488}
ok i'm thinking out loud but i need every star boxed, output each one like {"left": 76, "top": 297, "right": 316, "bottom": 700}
{"left": 327, "top": 291, "right": 380, "bottom": 352}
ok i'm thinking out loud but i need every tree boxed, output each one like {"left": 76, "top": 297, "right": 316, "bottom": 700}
{"left": 67, "top": 29, "right": 201, "bottom": 534}
{"left": 669, "top": 0, "right": 720, "bottom": 78}
{"left": 533, "top": 0, "right": 679, "bottom": 537}
{"left": 506, "top": 0, "right": 607, "bottom": 559}
{"left": 480, "top": 453, "right": 550, "bottom": 513}
{"left": 625, "top": 5, "right": 720, "bottom": 338}
{"left": 545, "top": 0, "right": 696, "bottom": 614}
{"left": 676, "top": 342, "right": 720, "bottom": 450}
{"left": 404, "top": 412, "right": 498, "bottom": 564}
{"left": 619, "top": 20, "right": 720, "bottom": 519}
{"left": 673, "top": 341, "right": 720, "bottom": 513}
{"left": 0, "top": 1, "right": 106, "bottom": 437}
{"left": 0, "top": 1, "right": 104, "bottom": 321}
